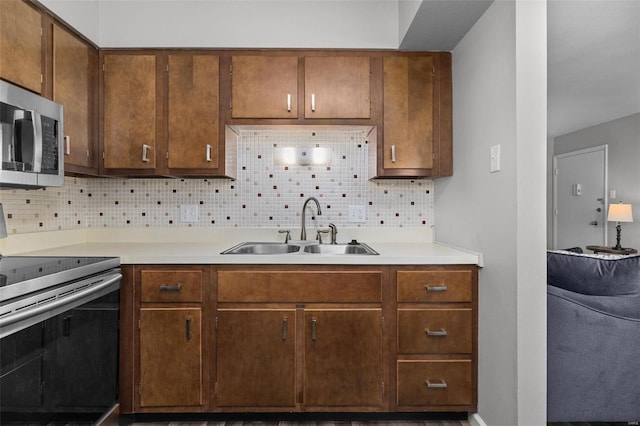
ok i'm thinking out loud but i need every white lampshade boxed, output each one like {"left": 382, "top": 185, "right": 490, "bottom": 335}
{"left": 607, "top": 203, "right": 634, "bottom": 223}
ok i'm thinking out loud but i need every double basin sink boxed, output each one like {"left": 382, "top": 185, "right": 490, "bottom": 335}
{"left": 221, "top": 241, "right": 379, "bottom": 255}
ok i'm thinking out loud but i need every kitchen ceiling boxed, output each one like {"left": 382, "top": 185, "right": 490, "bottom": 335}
{"left": 42, "top": 0, "right": 640, "bottom": 139}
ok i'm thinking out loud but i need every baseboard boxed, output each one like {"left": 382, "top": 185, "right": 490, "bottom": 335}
{"left": 469, "top": 412, "right": 488, "bottom": 426}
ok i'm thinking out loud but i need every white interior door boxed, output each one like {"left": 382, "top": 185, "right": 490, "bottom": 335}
{"left": 553, "top": 145, "right": 608, "bottom": 250}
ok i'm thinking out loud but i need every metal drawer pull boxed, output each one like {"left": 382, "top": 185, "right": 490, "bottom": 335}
{"left": 425, "top": 285, "right": 448, "bottom": 292}
{"left": 391, "top": 145, "right": 396, "bottom": 163}
{"left": 311, "top": 317, "right": 317, "bottom": 341}
{"left": 206, "top": 144, "right": 212, "bottom": 162}
{"left": 426, "top": 328, "right": 448, "bottom": 337}
{"left": 426, "top": 379, "right": 448, "bottom": 389}
{"left": 64, "top": 136, "right": 71, "bottom": 155}
{"left": 186, "top": 316, "right": 192, "bottom": 341}
{"left": 282, "top": 318, "right": 288, "bottom": 340}
{"left": 311, "top": 93, "right": 316, "bottom": 112}
{"left": 142, "top": 144, "right": 151, "bottom": 162}
{"left": 159, "top": 284, "right": 182, "bottom": 292}
{"left": 287, "top": 93, "right": 291, "bottom": 112}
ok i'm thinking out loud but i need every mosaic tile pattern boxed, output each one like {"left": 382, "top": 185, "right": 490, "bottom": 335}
{"left": 0, "top": 130, "right": 434, "bottom": 235}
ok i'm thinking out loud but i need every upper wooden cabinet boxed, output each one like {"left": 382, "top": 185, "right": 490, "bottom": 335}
{"left": 375, "top": 53, "right": 452, "bottom": 178}
{"left": 52, "top": 23, "right": 98, "bottom": 172}
{"left": 102, "top": 52, "right": 157, "bottom": 170}
{"left": 231, "top": 56, "right": 298, "bottom": 119}
{"left": 167, "top": 54, "right": 220, "bottom": 170}
{"left": 0, "top": 0, "right": 43, "bottom": 94}
{"left": 304, "top": 56, "right": 371, "bottom": 119}
{"left": 101, "top": 51, "right": 226, "bottom": 176}
{"left": 382, "top": 56, "right": 434, "bottom": 170}
{"left": 230, "top": 54, "right": 371, "bottom": 120}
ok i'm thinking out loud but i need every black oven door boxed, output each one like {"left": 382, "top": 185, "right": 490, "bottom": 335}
{"left": 0, "top": 287, "right": 119, "bottom": 424}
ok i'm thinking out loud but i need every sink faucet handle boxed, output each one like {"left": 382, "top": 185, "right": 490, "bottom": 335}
{"left": 316, "top": 229, "right": 330, "bottom": 244}
{"left": 278, "top": 229, "right": 291, "bottom": 243}
{"left": 328, "top": 223, "right": 338, "bottom": 244}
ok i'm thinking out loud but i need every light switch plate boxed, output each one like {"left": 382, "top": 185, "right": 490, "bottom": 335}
{"left": 490, "top": 144, "right": 501, "bottom": 173}
{"left": 348, "top": 205, "right": 366, "bottom": 223}
{"left": 180, "top": 204, "right": 198, "bottom": 222}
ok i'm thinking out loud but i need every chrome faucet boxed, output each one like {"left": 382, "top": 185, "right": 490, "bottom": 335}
{"left": 300, "top": 197, "right": 322, "bottom": 240}
{"left": 328, "top": 223, "right": 338, "bottom": 244}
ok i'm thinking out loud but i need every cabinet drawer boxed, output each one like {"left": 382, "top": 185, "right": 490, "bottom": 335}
{"left": 218, "top": 271, "right": 381, "bottom": 303}
{"left": 141, "top": 270, "right": 203, "bottom": 303}
{"left": 397, "top": 360, "right": 472, "bottom": 407}
{"left": 397, "top": 309, "right": 472, "bottom": 354}
{"left": 397, "top": 270, "right": 472, "bottom": 302}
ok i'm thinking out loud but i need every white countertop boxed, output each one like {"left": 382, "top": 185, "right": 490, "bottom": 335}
{"left": 2, "top": 228, "right": 482, "bottom": 266}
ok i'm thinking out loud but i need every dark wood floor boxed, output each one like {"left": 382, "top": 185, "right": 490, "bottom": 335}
{"left": 130, "top": 422, "right": 469, "bottom": 426}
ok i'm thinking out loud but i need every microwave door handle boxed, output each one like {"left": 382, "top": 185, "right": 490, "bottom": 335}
{"left": 31, "top": 111, "right": 42, "bottom": 173}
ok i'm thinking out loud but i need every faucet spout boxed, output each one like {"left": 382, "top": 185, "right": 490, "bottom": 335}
{"left": 301, "top": 197, "right": 322, "bottom": 240}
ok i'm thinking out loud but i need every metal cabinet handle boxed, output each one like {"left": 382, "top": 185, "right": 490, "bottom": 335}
{"left": 287, "top": 93, "right": 291, "bottom": 112}
{"left": 425, "top": 379, "right": 448, "bottom": 389}
{"left": 311, "top": 93, "right": 316, "bottom": 112}
{"left": 186, "top": 316, "right": 192, "bottom": 341}
{"left": 159, "top": 284, "right": 182, "bottom": 292}
{"left": 206, "top": 144, "right": 212, "bottom": 162}
{"left": 426, "top": 328, "right": 448, "bottom": 337}
{"left": 311, "top": 317, "right": 317, "bottom": 341}
{"left": 425, "top": 285, "right": 448, "bottom": 292}
{"left": 391, "top": 145, "right": 396, "bottom": 163}
{"left": 282, "top": 318, "right": 288, "bottom": 340}
{"left": 142, "top": 144, "right": 151, "bottom": 162}
{"left": 32, "top": 111, "right": 43, "bottom": 172}
{"left": 64, "top": 135, "right": 71, "bottom": 155}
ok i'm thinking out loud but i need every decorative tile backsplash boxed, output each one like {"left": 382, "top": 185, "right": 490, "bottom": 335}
{"left": 0, "top": 129, "right": 434, "bottom": 235}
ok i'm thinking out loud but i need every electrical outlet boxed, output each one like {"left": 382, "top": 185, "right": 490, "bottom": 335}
{"left": 348, "top": 205, "right": 366, "bottom": 223}
{"left": 180, "top": 204, "right": 198, "bottom": 222}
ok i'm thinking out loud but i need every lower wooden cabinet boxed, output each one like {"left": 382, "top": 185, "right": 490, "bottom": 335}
{"left": 139, "top": 308, "right": 202, "bottom": 408}
{"left": 215, "top": 267, "right": 385, "bottom": 411}
{"left": 215, "top": 309, "right": 297, "bottom": 408}
{"left": 121, "top": 264, "right": 477, "bottom": 415}
{"left": 127, "top": 266, "right": 210, "bottom": 413}
{"left": 303, "top": 309, "right": 383, "bottom": 409}
{"left": 393, "top": 266, "right": 478, "bottom": 412}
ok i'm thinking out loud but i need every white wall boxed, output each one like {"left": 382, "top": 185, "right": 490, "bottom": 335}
{"left": 40, "top": 0, "right": 399, "bottom": 49}
{"left": 398, "top": 0, "right": 422, "bottom": 44}
{"left": 39, "top": 0, "right": 100, "bottom": 44}
{"left": 435, "top": 0, "right": 547, "bottom": 424}
{"left": 553, "top": 113, "right": 640, "bottom": 250}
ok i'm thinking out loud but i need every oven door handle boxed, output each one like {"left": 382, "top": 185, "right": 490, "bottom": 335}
{"left": 0, "top": 273, "right": 122, "bottom": 337}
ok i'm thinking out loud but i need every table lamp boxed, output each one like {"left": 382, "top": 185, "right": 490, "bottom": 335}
{"left": 607, "top": 203, "right": 633, "bottom": 250}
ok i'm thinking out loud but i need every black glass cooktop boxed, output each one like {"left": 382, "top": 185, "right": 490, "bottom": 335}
{"left": 0, "top": 256, "right": 120, "bottom": 301}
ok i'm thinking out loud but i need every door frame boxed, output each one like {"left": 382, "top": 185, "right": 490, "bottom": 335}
{"left": 552, "top": 144, "right": 608, "bottom": 249}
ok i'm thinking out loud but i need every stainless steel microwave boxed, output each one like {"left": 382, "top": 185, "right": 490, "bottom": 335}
{"left": 0, "top": 80, "right": 64, "bottom": 189}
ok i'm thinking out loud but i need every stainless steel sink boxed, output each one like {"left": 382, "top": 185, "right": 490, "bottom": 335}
{"left": 221, "top": 242, "right": 301, "bottom": 255}
{"left": 302, "top": 243, "right": 378, "bottom": 255}
{"left": 221, "top": 241, "right": 378, "bottom": 255}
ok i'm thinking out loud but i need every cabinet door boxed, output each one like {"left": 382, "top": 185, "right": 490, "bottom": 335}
{"left": 231, "top": 56, "right": 298, "bottom": 119}
{"left": 53, "top": 24, "right": 97, "bottom": 170}
{"left": 168, "top": 54, "right": 219, "bottom": 169}
{"left": 304, "top": 56, "right": 370, "bottom": 119}
{"left": 103, "top": 54, "right": 156, "bottom": 169}
{"left": 304, "top": 309, "right": 383, "bottom": 408}
{"left": 0, "top": 0, "right": 42, "bottom": 93}
{"left": 139, "top": 308, "right": 202, "bottom": 408}
{"left": 216, "top": 309, "right": 296, "bottom": 408}
{"left": 383, "top": 56, "right": 434, "bottom": 170}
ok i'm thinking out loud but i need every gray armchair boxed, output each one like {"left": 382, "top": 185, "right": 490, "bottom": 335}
{"left": 547, "top": 250, "right": 640, "bottom": 423}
